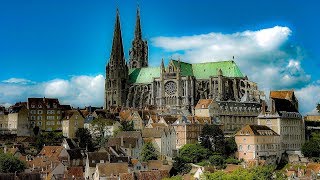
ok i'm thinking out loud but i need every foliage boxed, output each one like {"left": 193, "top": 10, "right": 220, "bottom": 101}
{"left": 172, "top": 156, "right": 192, "bottom": 175}
{"left": 75, "top": 128, "right": 95, "bottom": 152}
{"left": 0, "top": 153, "right": 26, "bottom": 173}
{"left": 91, "top": 117, "right": 114, "bottom": 146}
{"left": 197, "top": 160, "right": 211, "bottom": 166}
{"left": 140, "top": 142, "right": 158, "bottom": 162}
{"left": 209, "top": 154, "right": 225, "bottom": 169}
{"left": 199, "top": 124, "right": 225, "bottom": 154}
{"left": 162, "top": 175, "right": 183, "bottom": 180}
{"left": 178, "top": 143, "right": 210, "bottom": 163}
{"left": 35, "top": 131, "right": 64, "bottom": 151}
{"left": 302, "top": 132, "right": 320, "bottom": 158}
{"left": 203, "top": 165, "right": 277, "bottom": 180}
{"left": 302, "top": 139, "right": 320, "bottom": 157}
{"left": 120, "top": 121, "right": 135, "bottom": 131}
{"left": 224, "top": 157, "right": 241, "bottom": 164}
{"left": 225, "top": 137, "right": 237, "bottom": 156}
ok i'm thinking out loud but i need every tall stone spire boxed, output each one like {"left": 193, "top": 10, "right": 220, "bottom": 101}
{"left": 129, "top": 6, "right": 148, "bottom": 69}
{"left": 134, "top": 6, "right": 142, "bottom": 40}
{"left": 105, "top": 9, "right": 128, "bottom": 109}
{"left": 110, "top": 9, "right": 125, "bottom": 66}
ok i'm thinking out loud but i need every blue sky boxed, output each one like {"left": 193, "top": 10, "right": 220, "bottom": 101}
{"left": 0, "top": 0, "right": 319, "bottom": 114}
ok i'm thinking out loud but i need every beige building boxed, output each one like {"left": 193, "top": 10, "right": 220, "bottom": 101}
{"left": 171, "top": 116, "right": 204, "bottom": 149}
{"left": 195, "top": 99, "right": 261, "bottom": 135}
{"left": 28, "top": 97, "right": 70, "bottom": 131}
{"left": 7, "top": 103, "right": 30, "bottom": 136}
{"left": 0, "top": 107, "right": 9, "bottom": 134}
{"left": 142, "top": 126, "right": 176, "bottom": 160}
{"left": 257, "top": 90, "right": 305, "bottom": 154}
{"left": 62, "top": 110, "right": 84, "bottom": 138}
{"left": 235, "top": 125, "right": 281, "bottom": 164}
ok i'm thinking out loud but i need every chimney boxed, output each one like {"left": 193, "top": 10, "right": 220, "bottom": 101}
{"left": 121, "top": 136, "right": 124, "bottom": 147}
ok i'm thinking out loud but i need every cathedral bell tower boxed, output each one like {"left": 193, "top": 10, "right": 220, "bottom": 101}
{"left": 129, "top": 6, "right": 148, "bottom": 69}
{"left": 105, "top": 9, "right": 128, "bottom": 109}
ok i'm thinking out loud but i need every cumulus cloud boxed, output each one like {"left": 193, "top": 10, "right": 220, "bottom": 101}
{"left": 295, "top": 82, "right": 320, "bottom": 115}
{"left": 0, "top": 75, "right": 104, "bottom": 108}
{"left": 152, "top": 25, "right": 319, "bottom": 114}
{"left": 2, "top": 78, "right": 34, "bottom": 84}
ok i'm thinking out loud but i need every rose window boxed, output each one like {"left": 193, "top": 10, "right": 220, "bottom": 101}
{"left": 165, "top": 81, "right": 177, "bottom": 95}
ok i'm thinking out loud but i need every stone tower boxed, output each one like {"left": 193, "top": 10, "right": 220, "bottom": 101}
{"left": 105, "top": 9, "right": 128, "bottom": 109}
{"left": 129, "top": 7, "right": 148, "bottom": 69}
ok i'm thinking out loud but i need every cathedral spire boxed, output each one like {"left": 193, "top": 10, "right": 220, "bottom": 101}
{"left": 129, "top": 6, "right": 148, "bottom": 69}
{"left": 110, "top": 9, "right": 125, "bottom": 66}
{"left": 134, "top": 6, "right": 142, "bottom": 40}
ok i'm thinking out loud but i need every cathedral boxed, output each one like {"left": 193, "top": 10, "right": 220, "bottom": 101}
{"left": 104, "top": 8, "right": 263, "bottom": 113}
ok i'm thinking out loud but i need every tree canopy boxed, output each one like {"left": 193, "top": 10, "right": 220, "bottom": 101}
{"left": 140, "top": 142, "right": 158, "bottom": 162}
{"left": 75, "top": 128, "right": 95, "bottom": 152}
{"left": 34, "top": 131, "right": 64, "bottom": 151}
{"left": 0, "top": 153, "right": 26, "bottom": 173}
{"left": 302, "top": 133, "right": 320, "bottom": 158}
{"left": 120, "top": 121, "right": 135, "bottom": 131}
{"left": 178, "top": 143, "right": 210, "bottom": 163}
{"left": 199, "top": 124, "right": 225, "bottom": 154}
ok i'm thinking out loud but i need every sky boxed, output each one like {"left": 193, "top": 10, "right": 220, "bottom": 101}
{"left": 0, "top": 0, "right": 319, "bottom": 114}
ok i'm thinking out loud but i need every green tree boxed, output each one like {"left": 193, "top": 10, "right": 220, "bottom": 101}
{"left": 172, "top": 156, "right": 192, "bottom": 175}
{"left": 178, "top": 143, "right": 210, "bottom": 163}
{"left": 209, "top": 154, "right": 225, "bottom": 169}
{"left": 140, "top": 142, "right": 158, "bottom": 162}
{"left": 120, "top": 121, "right": 135, "bottom": 131}
{"left": 0, "top": 153, "right": 26, "bottom": 173}
{"left": 225, "top": 136, "right": 237, "bottom": 156}
{"left": 199, "top": 124, "right": 225, "bottom": 154}
{"left": 75, "top": 128, "right": 95, "bottom": 152}
{"left": 35, "top": 131, "right": 64, "bottom": 151}
{"left": 91, "top": 117, "right": 114, "bottom": 146}
{"left": 302, "top": 139, "right": 320, "bottom": 157}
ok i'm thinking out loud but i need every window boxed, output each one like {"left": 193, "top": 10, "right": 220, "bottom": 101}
{"left": 38, "top": 122, "right": 42, "bottom": 126}
{"left": 57, "top": 110, "right": 60, "bottom": 114}
{"left": 37, "top": 116, "right": 42, "bottom": 120}
{"left": 38, "top": 110, "right": 43, "bottom": 114}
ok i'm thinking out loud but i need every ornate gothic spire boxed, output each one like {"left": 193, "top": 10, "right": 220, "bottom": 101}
{"left": 134, "top": 6, "right": 142, "bottom": 40}
{"left": 110, "top": 9, "right": 125, "bottom": 66}
{"left": 129, "top": 6, "right": 148, "bottom": 69}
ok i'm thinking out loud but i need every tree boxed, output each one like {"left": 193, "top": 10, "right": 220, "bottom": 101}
{"left": 209, "top": 154, "right": 225, "bottom": 169}
{"left": 225, "top": 136, "right": 237, "bottom": 156}
{"left": 91, "top": 117, "right": 114, "bottom": 146}
{"left": 120, "top": 121, "right": 135, "bottom": 131}
{"left": 33, "top": 126, "right": 40, "bottom": 136}
{"left": 178, "top": 143, "right": 210, "bottom": 163}
{"left": 34, "top": 131, "right": 64, "bottom": 151}
{"left": 199, "top": 124, "right": 225, "bottom": 154}
{"left": 302, "top": 139, "right": 320, "bottom": 157}
{"left": 140, "top": 142, "right": 158, "bottom": 162}
{"left": 0, "top": 153, "right": 26, "bottom": 173}
{"left": 75, "top": 128, "right": 95, "bottom": 152}
{"left": 172, "top": 156, "right": 192, "bottom": 175}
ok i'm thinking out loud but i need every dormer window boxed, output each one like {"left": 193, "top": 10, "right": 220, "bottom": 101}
{"left": 31, "top": 104, "right": 35, "bottom": 108}
{"left": 38, "top": 104, "right": 42, "bottom": 108}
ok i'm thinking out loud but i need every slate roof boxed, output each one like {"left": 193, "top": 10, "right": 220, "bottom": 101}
{"left": 235, "top": 125, "right": 279, "bottom": 136}
{"left": 67, "top": 149, "right": 83, "bottom": 160}
{"left": 129, "top": 60, "right": 244, "bottom": 83}
{"left": 87, "top": 152, "right": 109, "bottom": 167}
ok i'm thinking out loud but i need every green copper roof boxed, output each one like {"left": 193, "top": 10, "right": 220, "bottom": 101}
{"left": 129, "top": 67, "right": 160, "bottom": 84}
{"left": 128, "top": 60, "right": 243, "bottom": 83}
{"left": 172, "top": 60, "right": 193, "bottom": 76}
{"left": 192, "top": 60, "right": 244, "bottom": 79}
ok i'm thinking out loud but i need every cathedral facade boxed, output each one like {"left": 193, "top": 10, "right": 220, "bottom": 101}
{"left": 105, "top": 8, "right": 263, "bottom": 112}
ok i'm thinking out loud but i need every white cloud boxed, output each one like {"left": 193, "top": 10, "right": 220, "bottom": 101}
{"left": 0, "top": 75, "right": 105, "bottom": 108}
{"left": 151, "top": 25, "right": 317, "bottom": 114}
{"left": 295, "top": 82, "right": 320, "bottom": 115}
{"left": 2, "top": 78, "right": 34, "bottom": 84}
